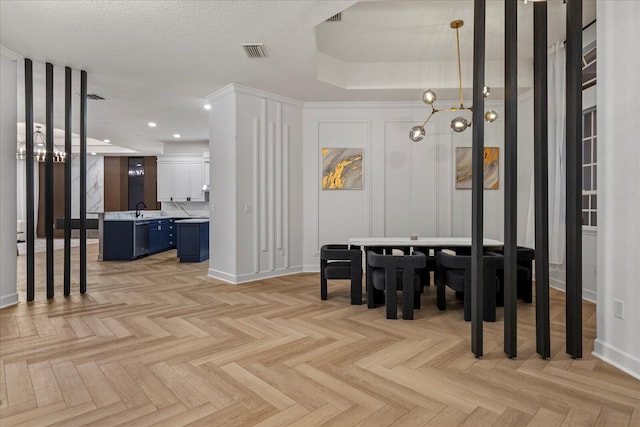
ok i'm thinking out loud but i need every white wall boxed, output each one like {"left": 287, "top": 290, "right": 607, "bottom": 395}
{"left": 594, "top": 1, "right": 640, "bottom": 380}
{"left": 0, "top": 53, "right": 18, "bottom": 308}
{"left": 302, "top": 96, "right": 535, "bottom": 270}
{"left": 207, "top": 86, "right": 237, "bottom": 281}
{"left": 207, "top": 84, "right": 303, "bottom": 283}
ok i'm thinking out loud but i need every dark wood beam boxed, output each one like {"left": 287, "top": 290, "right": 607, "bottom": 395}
{"left": 565, "top": 0, "right": 583, "bottom": 359}
{"left": 25, "top": 59, "right": 35, "bottom": 302}
{"left": 64, "top": 67, "right": 72, "bottom": 296}
{"left": 533, "top": 2, "right": 551, "bottom": 359}
{"left": 45, "top": 62, "right": 54, "bottom": 299}
{"left": 504, "top": 0, "right": 518, "bottom": 358}
{"left": 471, "top": 0, "right": 486, "bottom": 358}
{"left": 80, "top": 70, "right": 87, "bottom": 294}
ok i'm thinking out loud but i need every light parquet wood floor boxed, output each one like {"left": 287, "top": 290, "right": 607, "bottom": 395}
{"left": 1, "top": 244, "right": 638, "bottom": 426}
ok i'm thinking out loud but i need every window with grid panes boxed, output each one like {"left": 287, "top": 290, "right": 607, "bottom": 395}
{"left": 582, "top": 44, "right": 596, "bottom": 90}
{"left": 582, "top": 109, "right": 597, "bottom": 227}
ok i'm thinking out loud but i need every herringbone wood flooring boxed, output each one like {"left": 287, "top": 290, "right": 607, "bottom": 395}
{"left": 1, "top": 244, "right": 638, "bottom": 426}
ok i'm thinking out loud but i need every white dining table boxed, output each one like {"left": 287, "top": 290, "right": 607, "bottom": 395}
{"left": 349, "top": 236, "right": 504, "bottom": 308}
{"left": 349, "top": 236, "right": 504, "bottom": 248}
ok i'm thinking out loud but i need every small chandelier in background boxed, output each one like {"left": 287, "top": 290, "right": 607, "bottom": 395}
{"left": 410, "top": 20, "right": 499, "bottom": 142}
{"left": 16, "top": 125, "right": 67, "bottom": 162}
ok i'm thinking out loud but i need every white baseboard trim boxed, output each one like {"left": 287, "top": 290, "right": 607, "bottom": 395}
{"left": 0, "top": 293, "right": 19, "bottom": 309}
{"left": 593, "top": 339, "right": 640, "bottom": 380}
{"left": 549, "top": 281, "right": 597, "bottom": 303}
{"left": 208, "top": 266, "right": 304, "bottom": 284}
{"left": 582, "top": 288, "right": 597, "bottom": 304}
{"left": 303, "top": 264, "right": 320, "bottom": 273}
{"left": 550, "top": 277, "right": 566, "bottom": 291}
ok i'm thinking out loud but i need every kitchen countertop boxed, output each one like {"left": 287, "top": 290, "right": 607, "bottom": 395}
{"left": 175, "top": 219, "right": 209, "bottom": 224}
{"left": 104, "top": 216, "right": 209, "bottom": 222}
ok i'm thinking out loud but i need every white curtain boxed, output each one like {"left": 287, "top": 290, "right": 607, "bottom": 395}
{"left": 525, "top": 42, "right": 566, "bottom": 265}
{"left": 16, "top": 159, "right": 39, "bottom": 229}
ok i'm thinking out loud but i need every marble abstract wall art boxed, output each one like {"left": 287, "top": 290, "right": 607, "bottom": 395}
{"left": 455, "top": 147, "right": 499, "bottom": 189}
{"left": 322, "top": 148, "right": 363, "bottom": 190}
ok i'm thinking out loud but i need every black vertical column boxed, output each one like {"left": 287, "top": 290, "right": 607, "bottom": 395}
{"left": 45, "top": 63, "right": 54, "bottom": 299}
{"left": 80, "top": 70, "right": 87, "bottom": 294}
{"left": 25, "top": 59, "right": 35, "bottom": 302}
{"left": 533, "top": 2, "right": 551, "bottom": 359}
{"left": 64, "top": 67, "right": 72, "bottom": 296}
{"left": 504, "top": 0, "right": 518, "bottom": 358}
{"left": 471, "top": 0, "right": 486, "bottom": 358}
{"left": 565, "top": 0, "right": 583, "bottom": 359}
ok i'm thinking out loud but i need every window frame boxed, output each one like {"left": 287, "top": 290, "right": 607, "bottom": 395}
{"left": 581, "top": 107, "right": 597, "bottom": 230}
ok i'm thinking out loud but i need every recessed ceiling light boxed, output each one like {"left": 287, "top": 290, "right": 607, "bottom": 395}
{"left": 204, "top": 104, "right": 211, "bottom": 110}
{"left": 103, "top": 139, "right": 110, "bottom": 143}
{"left": 148, "top": 122, "right": 157, "bottom": 127}
{"left": 91, "top": 152, "right": 97, "bottom": 156}
{"left": 173, "top": 134, "right": 181, "bottom": 138}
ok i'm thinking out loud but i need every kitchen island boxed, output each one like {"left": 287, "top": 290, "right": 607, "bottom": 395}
{"left": 175, "top": 219, "right": 209, "bottom": 262}
{"left": 98, "top": 211, "right": 208, "bottom": 261}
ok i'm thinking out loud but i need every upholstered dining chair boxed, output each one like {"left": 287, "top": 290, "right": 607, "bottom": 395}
{"left": 365, "top": 246, "right": 410, "bottom": 307}
{"left": 367, "top": 250, "right": 426, "bottom": 320}
{"left": 493, "top": 246, "right": 535, "bottom": 305}
{"left": 320, "top": 244, "right": 363, "bottom": 305}
{"left": 435, "top": 251, "right": 504, "bottom": 322}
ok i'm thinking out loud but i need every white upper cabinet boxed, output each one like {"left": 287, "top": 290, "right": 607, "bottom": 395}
{"left": 157, "top": 156, "right": 205, "bottom": 202}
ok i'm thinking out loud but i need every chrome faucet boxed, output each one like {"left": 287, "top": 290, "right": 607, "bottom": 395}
{"left": 135, "top": 201, "right": 147, "bottom": 218}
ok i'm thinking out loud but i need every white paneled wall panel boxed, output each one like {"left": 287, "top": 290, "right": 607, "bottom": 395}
{"left": 318, "top": 122, "right": 370, "bottom": 246}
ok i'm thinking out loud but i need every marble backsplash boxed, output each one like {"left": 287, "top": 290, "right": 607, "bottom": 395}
{"left": 161, "top": 201, "right": 210, "bottom": 217}
{"left": 71, "top": 155, "right": 103, "bottom": 218}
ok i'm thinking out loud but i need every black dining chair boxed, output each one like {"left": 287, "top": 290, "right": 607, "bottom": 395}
{"left": 367, "top": 250, "right": 426, "bottom": 320}
{"left": 364, "top": 246, "right": 410, "bottom": 308}
{"left": 494, "top": 246, "right": 535, "bottom": 305}
{"left": 320, "top": 244, "right": 363, "bottom": 305}
{"left": 435, "top": 251, "right": 503, "bottom": 322}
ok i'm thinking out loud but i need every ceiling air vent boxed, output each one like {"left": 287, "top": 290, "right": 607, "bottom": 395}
{"left": 87, "top": 93, "right": 106, "bottom": 100}
{"left": 242, "top": 43, "right": 267, "bottom": 58}
{"left": 326, "top": 13, "right": 342, "bottom": 22}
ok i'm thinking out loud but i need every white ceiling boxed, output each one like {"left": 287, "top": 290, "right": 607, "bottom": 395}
{"left": 0, "top": 0, "right": 595, "bottom": 155}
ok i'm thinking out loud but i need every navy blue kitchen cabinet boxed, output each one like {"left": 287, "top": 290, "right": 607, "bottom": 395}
{"left": 149, "top": 219, "right": 176, "bottom": 254}
{"left": 104, "top": 218, "right": 177, "bottom": 260}
{"left": 176, "top": 219, "right": 209, "bottom": 262}
{"left": 103, "top": 220, "right": 151, "bottom": 260}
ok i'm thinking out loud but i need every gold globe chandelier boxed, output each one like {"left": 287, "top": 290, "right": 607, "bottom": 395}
{"left": 409, "top": 20, "right": 499, "bottom": 142}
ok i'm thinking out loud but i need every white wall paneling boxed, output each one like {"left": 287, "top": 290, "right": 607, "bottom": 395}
{"left": 283, "top": 124, "right": 290, "bottom": 269}
{"left": 384, "top": 121, "right": 438, "bottom": 238}
{"left": 276, "top": 102, "right": 283, "bottom": 251}
{"left": 302, "top": 100, "right": 521, "bottom": 270}
{"left": 207, "top": 84, "right": 302, "bottom": 283}
{"left": 252, "top": 117, "right": 259, "bottom": 273}
{"left": 317, "top": 121, "right": 370, "bottom": 247}
{"left": 268, "top": 120, "right": 275, "bottom": 271}
{"left": 259, "top": 99, "right": 267, "bottom": 253}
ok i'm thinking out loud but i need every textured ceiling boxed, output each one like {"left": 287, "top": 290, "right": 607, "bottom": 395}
{"left": 0, "top": 0, "right": 595, "bottom": 154}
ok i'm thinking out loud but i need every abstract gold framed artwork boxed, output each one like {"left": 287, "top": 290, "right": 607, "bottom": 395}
{"left": 455, "top": 147, "right": 499, "bottom": 189}
{"left": 321, "top": 148, "right": 363, "bottom": 190}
